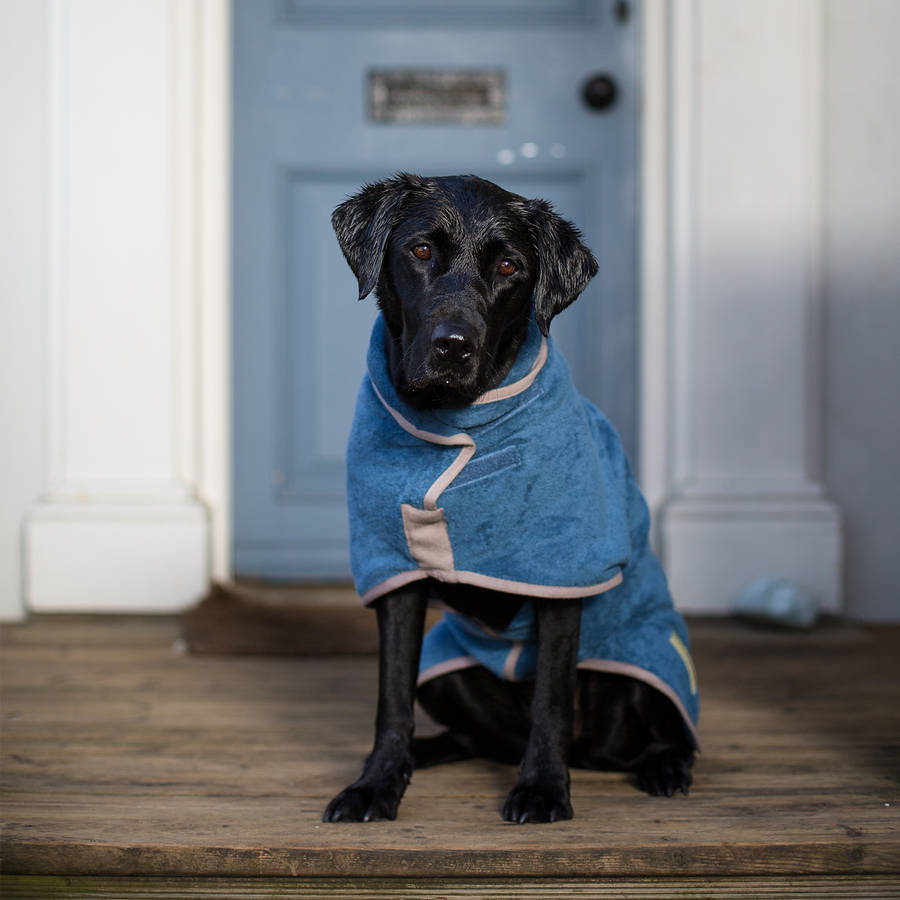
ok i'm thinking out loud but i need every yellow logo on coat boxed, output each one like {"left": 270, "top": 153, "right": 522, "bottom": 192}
{"left": 669, "top": 632, "right": 698, "bottom": 695}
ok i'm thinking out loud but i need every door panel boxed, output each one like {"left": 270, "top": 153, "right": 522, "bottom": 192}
{"left": 234, "top": 0, "right": 639, "bottom": 579}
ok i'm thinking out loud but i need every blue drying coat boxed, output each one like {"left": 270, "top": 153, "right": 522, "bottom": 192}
{"left": 347, "top": 314, "right": 699, "bottom": 745}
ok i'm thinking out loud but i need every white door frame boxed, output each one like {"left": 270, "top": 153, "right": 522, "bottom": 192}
{"left": 19, "top": 0, "right": 230, "bottom": 615}
{"left": 644, "top": 0, "right": 840, "bottom": 613}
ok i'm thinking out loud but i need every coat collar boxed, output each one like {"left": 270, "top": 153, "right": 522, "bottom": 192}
{"left": 365, "top": 314, "right": 550, "bottom": 434}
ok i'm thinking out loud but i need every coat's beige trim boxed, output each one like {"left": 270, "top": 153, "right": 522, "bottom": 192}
{"left": 503, "top": 641, "right": 524, "bottom": 681}
{"left": 367, "top": 378, "right": 475, "bottom": 511}
{"left": 577, "top": 658, "right": 701, "bottom": 749}
{"left": 360, "top": 570, "right": 429, "bottom": 605}
{"left": 401, "top": 504, "right": 455, "bottom": 570}
{"left": 417, "top": 655, "right": 480, "bottom": 686}
{"left": 368, "top": 378, "right": 470, "bottom": 448}
{"left": 360, "top": 567, "right": 623, "bottom": 607}
{"left": 472, "top": 337, "right": 548, "bottom": 404}
{"left": 423, "top": 443, "right": 475, "bottom": 510}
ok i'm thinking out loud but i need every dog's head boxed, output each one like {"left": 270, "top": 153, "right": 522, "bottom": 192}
{"left": 333, "top": 173, "right": 597, "bottom": 408}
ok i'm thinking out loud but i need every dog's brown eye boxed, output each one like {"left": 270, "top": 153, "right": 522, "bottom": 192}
{"left": 498, "top": 259, "right": 517, "bottom": 276}
{"left": 412, "top": 244, "right": 431, "bottom": 261}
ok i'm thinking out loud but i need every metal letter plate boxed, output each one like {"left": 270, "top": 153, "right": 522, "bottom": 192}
{"left": 369, "top": 70, "right": 506, "bottom": 125}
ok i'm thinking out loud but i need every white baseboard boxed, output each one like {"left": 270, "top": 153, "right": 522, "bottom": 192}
{"left": 662, "top": 497, "right": 842, "bottom": 614}
{"left": 26, "top": 502, "right": 209, "bottom": 613}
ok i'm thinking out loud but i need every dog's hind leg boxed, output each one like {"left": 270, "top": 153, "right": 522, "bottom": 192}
{"left": 415, "top": 666, "right": 533, "bottom": 767}
{"left": 569, "top": 670, "right": 694, "bottom": 797}
{"left": 323, "top": 585, "right": 427, "bottom": 822}
{"left": 411, "top": 730, "right": 476, "bottom": 768}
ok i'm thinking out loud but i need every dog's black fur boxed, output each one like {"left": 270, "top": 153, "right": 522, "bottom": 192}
{"left": 323, "top": 174, "right": 694, "bottom": 824}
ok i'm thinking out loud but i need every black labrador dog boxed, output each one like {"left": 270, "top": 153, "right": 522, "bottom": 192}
{"left": 323, "top": 174, "right": 696, "bottom": 824}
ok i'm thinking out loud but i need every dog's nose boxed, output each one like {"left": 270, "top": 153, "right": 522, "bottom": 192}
{"left": 431, "top": 322, "right": 474, "bottom": 364}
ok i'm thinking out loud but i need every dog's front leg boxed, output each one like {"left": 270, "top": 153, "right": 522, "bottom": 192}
{"left": 323, "top": 585, "right": 427, "bottom": 822}
{"left": 503, "top": 598, "right": 582, "bottom": 823}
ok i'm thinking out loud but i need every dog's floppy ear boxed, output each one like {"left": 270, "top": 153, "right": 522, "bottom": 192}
{"left": 332, "top": 173, "right": 423, "bottom": 300}
{"left": 526, "top": 199, "right": 598, "bottom": 336}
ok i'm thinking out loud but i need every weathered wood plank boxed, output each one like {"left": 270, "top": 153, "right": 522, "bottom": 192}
{"left": 2, "top": 841, "right": 899, "bottom": 879}
{"left": 3, "top": 789, "right": 898, "bottom": 875}
{"left": 181, "top": 583, "right": 379, "bottom": 656}
{"left": 3, "top": 875, "right": 900, "bottom": 899}
{"left": 1, "top": 616, "right": 899, "bottom": 880}
{"left": 0, "top": 615, "right": 183, "bottom": 648}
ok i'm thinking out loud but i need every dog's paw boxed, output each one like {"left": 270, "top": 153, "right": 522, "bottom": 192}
{"left": 502, "top": 779, "right": 573, "bottom": 824}
{"left": 635, "top": 751, "right": 694, "bottom": 798}
{"left": 323, "top": 778, "right": 405, "bottom": 823}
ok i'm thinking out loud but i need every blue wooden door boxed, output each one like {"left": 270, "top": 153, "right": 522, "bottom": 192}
{"left": 233, "top": 0, "right": 639, "bottom": 579}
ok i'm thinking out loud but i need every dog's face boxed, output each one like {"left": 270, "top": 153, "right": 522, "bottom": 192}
{"left": 333, "top": 174, "right": 598, "bottom": 408}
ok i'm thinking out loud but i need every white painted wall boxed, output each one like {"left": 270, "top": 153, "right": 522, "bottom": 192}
{"left": 656, "top": 0, "right": 841, "bottom": 616}
{"left": 25, "top": 0, "right": 212, "bottom": 613}
{"left": 0, "top": 0, "right": 48, "bottom": 621}
{"left": 0, "top": 0, "right": 230, "bottom": 619}
{"left": 824, "top": 0, "right": 900, "bottom": 622}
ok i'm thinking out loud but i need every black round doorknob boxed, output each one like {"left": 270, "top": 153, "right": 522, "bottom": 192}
{"left": 582, "top": 74, "right": 618, "bottom": 111}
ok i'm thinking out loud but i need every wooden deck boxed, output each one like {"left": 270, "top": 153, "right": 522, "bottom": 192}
{"left": 1, "top": 614, "right": 899, "bottom": 897}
